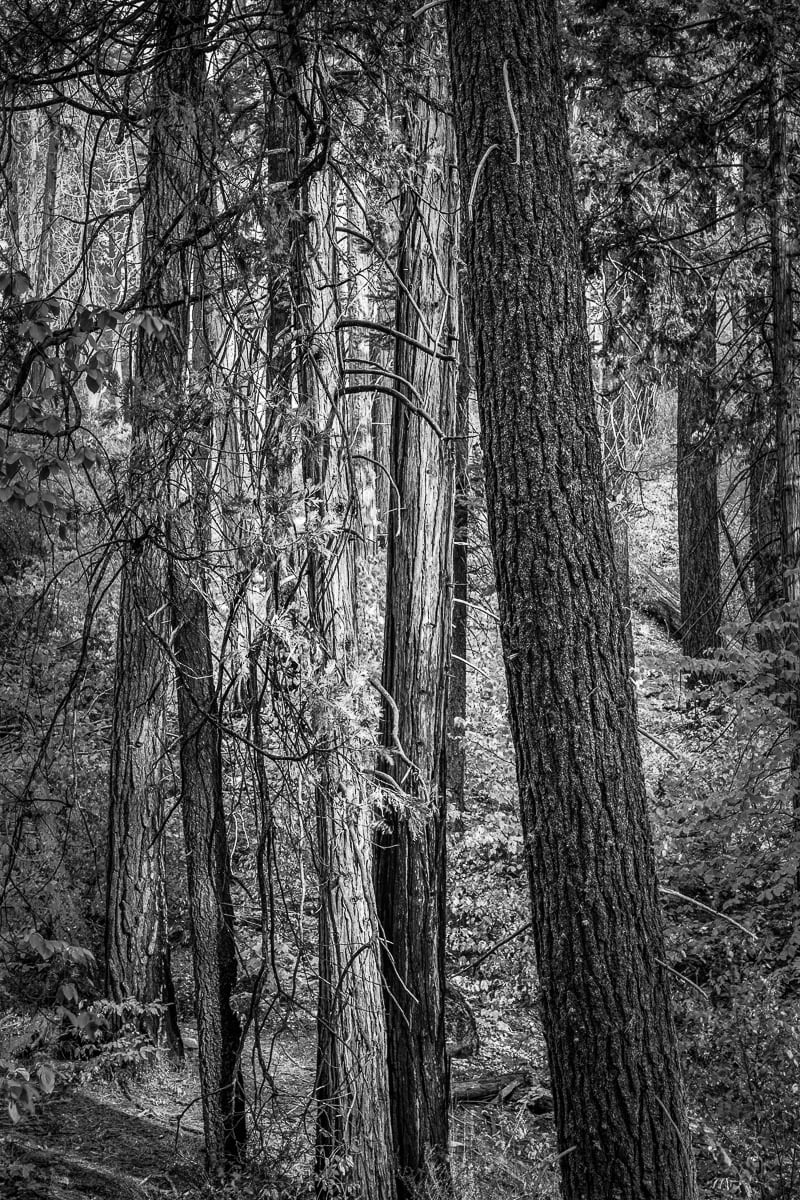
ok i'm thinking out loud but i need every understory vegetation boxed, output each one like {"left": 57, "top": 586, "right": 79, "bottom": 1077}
{"left": 1, "top": 450, "right": 799, "bottom": 1199}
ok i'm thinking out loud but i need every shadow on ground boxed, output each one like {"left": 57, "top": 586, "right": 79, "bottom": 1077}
{"left": 0, "top": 1085, "right": 205, "bottom": 1198}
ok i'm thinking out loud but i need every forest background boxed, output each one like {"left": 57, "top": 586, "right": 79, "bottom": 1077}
{"left": 1, "top": 1, "right": 800, "bottom": 1199}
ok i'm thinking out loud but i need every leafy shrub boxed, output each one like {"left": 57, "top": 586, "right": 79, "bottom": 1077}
{"left": 678, "top": 969, "right": 800, "bottom": 1200}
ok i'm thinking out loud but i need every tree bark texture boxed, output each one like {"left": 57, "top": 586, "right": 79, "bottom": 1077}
{"left": 748, "top": 406, "right": 782, "bottom": 618}
{"left": 297, "top": 82, "right": 396, "bottom": 1200}
{"left": 105, "top": 570, "right": 181, "bottom": 1052}
{"left": 374, "top": 24, "right": 458, "bottom": 1199}
{"left": 677, "top": 289, "right": 722, "bottom": 661}
{"left": 447, "top": 4, "right": 698, "bottom": 1200}
{"left": 599, "top": 270, "right": 635, "bottom": 666}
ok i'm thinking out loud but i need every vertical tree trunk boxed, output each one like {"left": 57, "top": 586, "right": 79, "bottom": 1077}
{"left": 600, "top": 272, "right": 635, "bottom": 666}
{"left": 748, "top": 403, "right": 781, "bottom": 618}
{"left": 447, "top": 4, "right": 698, "bottom": 1200}
{"left": 374, "top": 21, "right": 458, "bottom": 1198}
{"left": 447, "top": 297, "right": 470, "bottom": 814}
{"left": 343, "top": 141, "right": 379, "bottom": 552}
{"left": 105, "top": 570, "right": 181, "bottom": 1053}
{"left": 34, "top": 107, "right": 60, "bottom": 295}
{"left": 296, "top": 67, "right": 395, "bottom": 1200}
{"left": 677, "top": 289, "right": 722, "bottom": 661}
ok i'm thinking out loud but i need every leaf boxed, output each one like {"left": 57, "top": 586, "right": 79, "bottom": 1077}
{"left": 37, "top": 1064, "right": 55, "bottom": 1094}
{"left": 26, "top": 929, "right": 52, "bottom": 960}
{"left": 0, "top": 269, "right": 32, "bottom": 298}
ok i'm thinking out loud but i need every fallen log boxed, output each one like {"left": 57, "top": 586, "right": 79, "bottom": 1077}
{"left": 452, "top": 1069, "right": 553, "bottom": 1114}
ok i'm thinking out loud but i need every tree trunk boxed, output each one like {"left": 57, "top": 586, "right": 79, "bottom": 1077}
{"left": 34, "top": 107, "right": 60, "bottom": 295}
{"left": 748, "top": 403, "right": 781, "bottom": 618}
{"left": 374, "top": 21, "right": 458, "bottom": 1198}
{"left": 600, "top": 271, "right": 635, "bottom": 666}
{"left": 105, "top": 563, "right": 181, "bottom": 1053}
{"left": 447, "top": 4, "right": 698, "bottom": 1200}
{"left": 677, "top": 290, "right": 722, "bottom": 662}
{"left": 447, "top": 297, "right": 470, "bottom": 815}
{"left": 168, "top": 478, "right": 246, "bottom": 1165}
{"left": 296, "top": 70, "right": 396, "bottom": 1200}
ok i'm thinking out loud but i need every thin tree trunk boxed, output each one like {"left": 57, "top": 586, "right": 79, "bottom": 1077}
{"left": 344, "top": 145, "right": 380, "bottom": 553}
{"left": 374, "top": 21, "right": 458, "bottom": 1198}
{"left": 748, "top": 404, "right": 781, "bottom": 618}
{"left": 677, "top": 323, "right": 722, "bottom": 661}
{"left": 600, "top": 271, "right": 635, "bottom": 665}
{"left": 447, "top": 295, "right": 470, "bottom": 815}
{"left": 35, "top": 107, "right": 60, "bottom": 295}
{"left": 296, "top": 67, "right": 395, "bottom": 1200}
{"left": 447, "top": 4, "right": 698, "bottom": 1199}
{"left": 677, "top": 199, "right": 722, "bottom": 664}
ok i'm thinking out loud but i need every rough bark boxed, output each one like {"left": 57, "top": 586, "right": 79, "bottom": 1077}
{"left": 600, "top": 273, "right": 635, "bottom": 666}
{"left": 748, "top": 406, "right": 782, "bottom": 618}
{"left": 297, "top": 82, "right": 395, "bottom": 1200}
{"left": 105, "top": 566, "right": 181, "bottom": 1053}
{"left": 168, "top": 477, "right": 246, "bottom": 1167}
{"left": 447, "top": 4, "right": 698, "bottom": 1200}
{"left": 677, "top": 288, "right": 722, "bottom": 662}
{"left": 374, "top": 23, "right": 458, "bottom": 1198}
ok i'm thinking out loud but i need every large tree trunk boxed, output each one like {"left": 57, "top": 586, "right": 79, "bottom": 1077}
{"left": 296, "top": 71, "right": 395, "bottom": 1200}
{"left": 447, "top": 4, "right": 698, "bottom": 1200}
{"left": 105, "top": 565, "right": 181, "bottom": 1053}
{"left": 374, "top": 21, "right": 458, "bottom": 1198}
